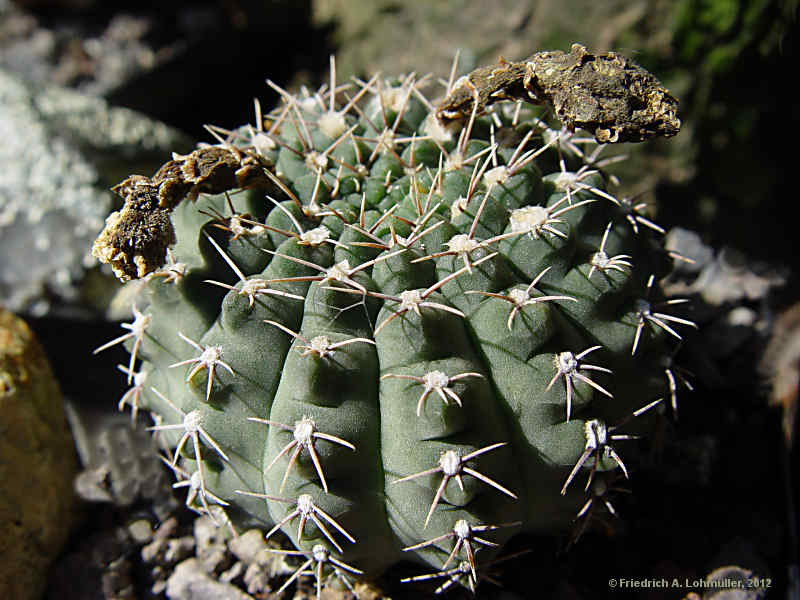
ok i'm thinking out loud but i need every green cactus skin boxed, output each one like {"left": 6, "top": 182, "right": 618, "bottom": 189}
{"left": 96, "top": 60, "right": 692, "bottom": 594}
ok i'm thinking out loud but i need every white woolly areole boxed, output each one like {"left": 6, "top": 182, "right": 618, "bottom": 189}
{"left": 510, "top": 206, "right": 549, "bottom": 237}
{"left": 298, "top": 96, "right": 318, "bottom": 112}
{"left": 230, "top": 215, "right": 265, "bottom": 237}
{"left": 399, "top": 289, "right": 423, "bottom": 310}
{"left": 556, "top": 351, "right": 578, "bottom": 374}
{"left": 183, "top": 410, "right": 202, "bottom": 434}
{"left": 450, "top": 196, "right": 469, "bottom": 221}
{"left": 439, "top": 450, "right": 462, "bottom": 475}
{"left": 312, "top": 544, "right": 329, "bottom": 562}
{"left": 297, "top": 493, "right": 315, "bottom": 514}
{"left": 445, "top": 150, "right": 465, "bottom": 172}
{"left": 327, "top": 260, "right": 351, "bottom": 280}
{"left": 299, "top": 226, "right": 331, "bottom": 246}
{"left": 423, "top": 370, "right": 450, "bottom": 389}
{"left": 553, "top": 170, "right": 579, "bottom": 191}
{"left": 294, "top": 417, "right": 315, "bottom": 445}
{"left": 591, "top": 250, "right": 610, "bottom": 268}
{"left": 374, "top": 129, "right": 396, "bottom": 154}
{"left": 188, "top": 471, "right": 204, "bottom": 490}
{"left": 421, "top": 112, "right": 453, "bottom": 144}
{"left": 484, "top": 165, "right": 509, "bottom": 187}
{"left": 240, "top": 279, "right": 269, "bottom": 295}
{"left": 130, "top": 311, "right": 151, "bottom": 336}
{"left": 453, "top": 519, "right": 471, "bottom": 539}
{"left": 132, "top": 369, "right": 148, "bottom": 387}
{"left": 309, "top": 336, "right": 332, "bottom": 354}
{"left": 446, "top": 233, "right": 480, "bottom": 254}
{"left": 373, "top": 85, "right": 408, "bottom": 115}
{"left": 318, "top": 110, "right": 347, "bottom": 139}
{"left": 584, "top": 418, "right": 608, "bottom": 447}
{"left": 251, "top": 132, "right": 276, "bottom": 156}
{"left": 305, "top": 151, "right": 329, "bottom": 171}
{"left": 200, "top": 346, "right": 224, "bottom": 365}
{"left": 508, "top": 288, "right": 530, "bottom": 305}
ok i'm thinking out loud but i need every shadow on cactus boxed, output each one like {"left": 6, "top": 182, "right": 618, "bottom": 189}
{"left": 92, "top": 44, "right": 693, "bottom": 596}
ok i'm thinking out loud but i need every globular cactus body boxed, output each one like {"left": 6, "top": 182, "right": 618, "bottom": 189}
{"left": 95, "top": 47, "right": 691, "bottom": 593}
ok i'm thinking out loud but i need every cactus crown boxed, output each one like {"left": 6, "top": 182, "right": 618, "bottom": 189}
{"left": 93, "top": 46, "right": 691, "bottom": 596}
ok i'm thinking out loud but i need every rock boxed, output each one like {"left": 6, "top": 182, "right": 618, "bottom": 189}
{"left": 662, "top": 227, "right": 787, "bottom": 379}
{"left": 219, "top": 560, "right": 244, "bottom": 584}
{"left": 165, "top": 537, "right": 198, "bottom": 565}
{"left": 695, "top": 564, "right": 769, "bottom": 600}
{"left": 227, "top": 529, "right": 268, "bottom": 566}
{"left": 0, "top": 307, "right": 79, "bottom": 600}
{"left": 681, "top": 245, "right": 785, "bottom": 306}
{"left": 242, "top": 562, "right": 269, "bottom": 596}
{"left": 127, "top": 518, "right": 154, "bottom": 544}
{"left": 0, "top": 1, "right": 314, "bottom": 136}
{"left": 0, "top": 66, "right": 191, "bottom": 317}
{"left": 760, "top": 302, "right": 800, "bottom": 447}
{"left": 64, "top": 399, "right": 175, "bottom": 515}
{"left": 166, "top": 558, "right": 254, "bottom": 600}
{"left": 141, "top": 517, "right": 181, "bottom": 564}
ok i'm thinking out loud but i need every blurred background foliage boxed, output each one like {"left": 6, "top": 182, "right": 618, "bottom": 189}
{"left": 312, "top": 0, "right": 797, "bottom": 269}
{"left": 2, "top": 0, "right": 794, "bottom": 268}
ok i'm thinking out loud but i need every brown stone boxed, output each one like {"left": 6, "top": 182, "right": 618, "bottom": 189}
{"left": 0, "top": 308, "right": 79, "bottom": 600}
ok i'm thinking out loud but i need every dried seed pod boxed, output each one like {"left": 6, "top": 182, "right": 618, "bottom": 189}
{"left": 437, "top": 43, "right": 681, "bottom": 143}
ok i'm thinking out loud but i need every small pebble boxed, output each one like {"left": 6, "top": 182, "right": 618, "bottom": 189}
{"left": 127, "top": 518, "right": 154, "bottom": 544}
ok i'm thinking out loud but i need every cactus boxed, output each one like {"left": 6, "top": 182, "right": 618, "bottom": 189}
{"left": 92, "top": 45, "right": 692, "bottom": 595}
